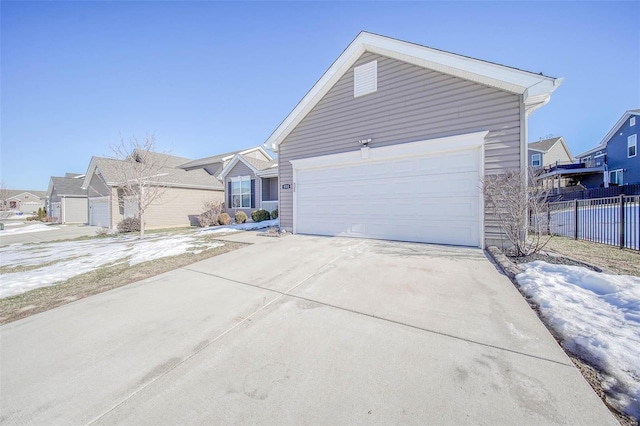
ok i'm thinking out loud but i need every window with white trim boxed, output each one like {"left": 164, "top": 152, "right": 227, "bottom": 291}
{"left": 628, "top": 134, "right": 637, "bottom": 158}
{"left": 631, "top": 117, "right": 636, "bottom": 127}
{"left": 531, "top": 153, "right": 541, "bottom": 167}
{"left": 610, "top": 169, "right": 623, "bottom": 185}
{"left": 231, "top": 176, "right": 251, "bottom": 208}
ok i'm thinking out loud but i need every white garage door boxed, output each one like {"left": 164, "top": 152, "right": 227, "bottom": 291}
{"left": 89, "top": 198, "right": 110, "bottom": 227}
{"left": 292, "top": 133, "right": 485, "bottom": 247}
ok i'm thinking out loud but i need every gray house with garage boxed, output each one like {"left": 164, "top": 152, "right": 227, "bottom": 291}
{"left": 46, "top": 174, "right": 88, "bottom": 224}
{"left": 263, "top": 32, "right": 562, "bottom": 248}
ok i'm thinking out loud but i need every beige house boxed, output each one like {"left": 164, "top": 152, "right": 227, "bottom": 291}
{"left": 528, "top": 137, "right": 574, "bottom": 168}
{"left": 82, "top": 151, "right": 223, "bottom": 229}
{"left": 2, "top": 190, "right": 46, "bottom": 215}
{"left": 46, "top": 174, "right": 88, "bottom": 224}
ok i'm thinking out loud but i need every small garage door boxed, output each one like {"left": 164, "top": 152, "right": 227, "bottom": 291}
{"left": 292, "top": 133, "right": 485, "bottom": 247}
{"left": 89, "top": 198, "right": 110, "bottom": 227}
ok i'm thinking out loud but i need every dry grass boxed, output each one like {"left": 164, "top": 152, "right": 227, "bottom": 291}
{"left": 0, "top": 241, "right": 245, "bottom": 325}
{"left": 544, "top": 236, "right": 640, "bottom": 276}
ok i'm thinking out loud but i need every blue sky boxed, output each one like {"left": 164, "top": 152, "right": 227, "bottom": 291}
{"left": 2, "top": 1, "right": 639, "bottom": 190}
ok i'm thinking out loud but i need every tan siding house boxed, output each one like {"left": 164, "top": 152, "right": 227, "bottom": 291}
{"left": 265, "top": 32, "right": 562, "bottom": 247}
{"left": 82, "top": 153, "right": 224, "bottom": 229}
{"left": 46, "top": 176, "right": 88, "bottom": 224}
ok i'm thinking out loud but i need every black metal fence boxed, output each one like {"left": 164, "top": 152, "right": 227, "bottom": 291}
{"left": 546, "top": 195, "right": 640, "bottom": 250}
{"left": 548, "top": 184, "right": 640, "bottom": 202}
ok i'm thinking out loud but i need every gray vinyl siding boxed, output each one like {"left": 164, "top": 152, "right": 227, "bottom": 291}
{"left": 224, "top": 161, "right": 258, "bottom": 218}
{"left": 278, "top": 52, "right": 522, "bottom": 246}
{"left": 87, "top": 173, "right": 111, "bottom": 198}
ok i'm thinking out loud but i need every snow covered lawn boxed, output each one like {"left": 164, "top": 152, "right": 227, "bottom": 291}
{"left": 517, "top": 262, "right": 640, "bottom": 419}
{"left": 0, "top": 232, "right": 224, "bottom": 299}
{"left": 1, "top": 223, "right": 59, "bottom": 235}
{"left": 198, "top": 219, "right": 278, "bottom": 234}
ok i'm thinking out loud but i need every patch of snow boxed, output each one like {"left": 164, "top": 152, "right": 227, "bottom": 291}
{"left": 516, "top": 261, "right": 640, "bottom": 419}
{"left": 0, "top": 223, "right": 59, "bottom": 235}
{"left": 0, "top": 233, "right": 224, "bottom": 299}
{"left": 1, "top": 222, "right": 23, "bottom": 227}
{"left": 199, "top": 219, "right": 279, "bottom": 234}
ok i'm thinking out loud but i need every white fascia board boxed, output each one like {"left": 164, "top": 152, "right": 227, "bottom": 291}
{"left": 81, "top": 158, "right": 98, "bottom": 189}
{"left": 527, "top": 148, "right": 546, "bottom": 153}
{"left": 291, "top": 131, "right": 488, "bottom": 170}
{"left": 217, "top": 154, "right": 259, "bottom": 180}
{"left": 239, "top": 146, "right": 274, "bottom": 161}
{"left": 596, "top": 111, "right": 640, "bottom": 148}
{"left": 46, "top": 178, "right": 55, "bottom": 198}
{"left": 265, "top": 31, "right": 562, "bottom": 151}
{"left": 576, "top": 145, "right": 605, "bottom": 158}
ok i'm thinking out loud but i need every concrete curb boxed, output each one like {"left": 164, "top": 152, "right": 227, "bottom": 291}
{"left": 486, "top": 246, "right": 523, "bottom": 280}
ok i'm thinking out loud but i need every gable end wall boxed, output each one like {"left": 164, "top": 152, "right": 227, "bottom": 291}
{"left": 278, "top": 52, "right": 523, "bottom": 246}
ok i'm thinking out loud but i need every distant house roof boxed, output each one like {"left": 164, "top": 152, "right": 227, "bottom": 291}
{"left": 64, "top": 173, "right": 84, "bottom": 178}
{"left": 4, "top": 190, "right": 46, "bottom": 200}
{"left": 47, "top": 176, "right": 88, "bottom": 198}
{"left": 528, "top": 137, "right": 563, "bottom": 152}
{"left": 265, "top": 31, "right": 563, "bottom": 151}
{"left": 577, "top": 109, "right": 640, "bottom": 157}
{"left": 179, "top": 147, "right": 273, "bottom": 170}
{"left": 82, "top": 152, "right": 224, "bottom": 191}
{"left": 218, "top": 155, "right": 278, "bottom": 179}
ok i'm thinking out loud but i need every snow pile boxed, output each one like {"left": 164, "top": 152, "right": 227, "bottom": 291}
{"left": 0, "top": 233, "right": 224, "bottom": 299}
{"left": 0, "top": 223, "right": 59, "bottom": 235}
{"left": 517, "top": 261, "right": 640, "bottom": 419}
{"left": 199, "top": 218, "right": 279, "bottom": 234}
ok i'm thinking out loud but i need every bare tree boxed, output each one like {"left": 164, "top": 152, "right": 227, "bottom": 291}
{"left": 482, "top": 167, "right": 552, "bottom": 256}
{"left": 111, "top": 134, "right": 171, "bottom": 239}
{"left": 197, "top": 199, "right": 223, "bottom": 227}
{"left": 0, "top": 181, "right": 10, "bottom": 218}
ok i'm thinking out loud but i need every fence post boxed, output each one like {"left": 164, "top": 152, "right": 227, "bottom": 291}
{"left": 574, "top": 199, "right": 579, "bottom": 240}
{"left": 619, "top": 195, "right": 625, "bottom": 249}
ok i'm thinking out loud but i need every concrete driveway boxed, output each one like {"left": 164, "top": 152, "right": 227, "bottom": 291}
{"left": 0, "top": 234, "right": 616, "bottom": 424}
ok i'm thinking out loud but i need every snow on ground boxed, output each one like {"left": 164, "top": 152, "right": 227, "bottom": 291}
{"left": 0, "top": 232, "right": 224, "bottom": 299}
{"left": 517, "top": 261, "right": 640, "bottom": 419}
{"left": 199, "top": 219, "right": 279, "bottom": 234}
{"left": 1, "top": 222, "right": 23, "bottom": 227}
{"left": 0, "top": 223, "right": 59, "bottom": 235}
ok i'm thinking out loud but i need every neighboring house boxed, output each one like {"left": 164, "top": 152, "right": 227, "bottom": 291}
{"left": 264, "top": 31, "right": 562, "bottom": 248}
{"left": 82, "top": 151, "right": 224, "bottom": 229}
{"left": 220, "top": 154, "right": 278, "bottom": 218}
{"left": 528, "top": 137, "right": 574, "bottom": 168}
{"left": 181, "top": 146, "right": 278, "bottom": 218}
{"left": 2, "top": 190, "right": 46, "bottom": 214}
{"left": 575, "top": 109, "right": 640, "bottom": 189}
{"left": 46, "top": 175, "right": 88, "bottom": 224}
{"left": 528, "top": 137, "right": 575, "bottom": 192}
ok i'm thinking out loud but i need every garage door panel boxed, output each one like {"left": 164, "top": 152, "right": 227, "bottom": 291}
{"left": 89, "top": 199, "right": 110, "bottom": 228}
{"left": 295, "top": 146, "right": 481, "bottom": 247}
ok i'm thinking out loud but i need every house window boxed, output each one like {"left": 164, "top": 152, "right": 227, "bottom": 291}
{"left": 531, "top": 153, "right": 541, "bottom": 167}
{"left": 354, "top": 60, "right": 377, "bottom": 98}
{"left": 610, "top": 169, "right": 623, "bottom": 185}
{"left": 628, "top": 134, "right": 637, "bottom": 158}
{"left": 631, "top": 117, "right": 636, "bottom": 127}
{"left": 231, "top": 176, "right": 251, "bottom": 208}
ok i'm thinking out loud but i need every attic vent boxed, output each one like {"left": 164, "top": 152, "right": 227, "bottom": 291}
{"left": 354, "top": 60, "right": 377, "bottom": 98}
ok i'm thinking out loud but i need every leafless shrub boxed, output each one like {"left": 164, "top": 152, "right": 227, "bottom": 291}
{"left": 482, "top": 168, "right": 552, "bottom": 257}
{"left": 197, "top": 199, "right": 223, "bottom": 227}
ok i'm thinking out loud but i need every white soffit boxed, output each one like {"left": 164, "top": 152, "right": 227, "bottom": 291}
{"left": 264, "top": 32, "right": 562, "bottom": 151}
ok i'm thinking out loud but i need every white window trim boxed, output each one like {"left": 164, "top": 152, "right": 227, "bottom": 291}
{"left": 609, "top": 169, "right": 624, "bottom": 185}
{"left": 631, "top": 117, "right": 636, "bottom": 127}
{"left": 231, "top": 175, "right": 252, "bottom": 209}
{"left": 628, "top": 134, "right": 637, "bottom": 158}
{"left": 531, "top": 153, "right": 541, "bottom": 167}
